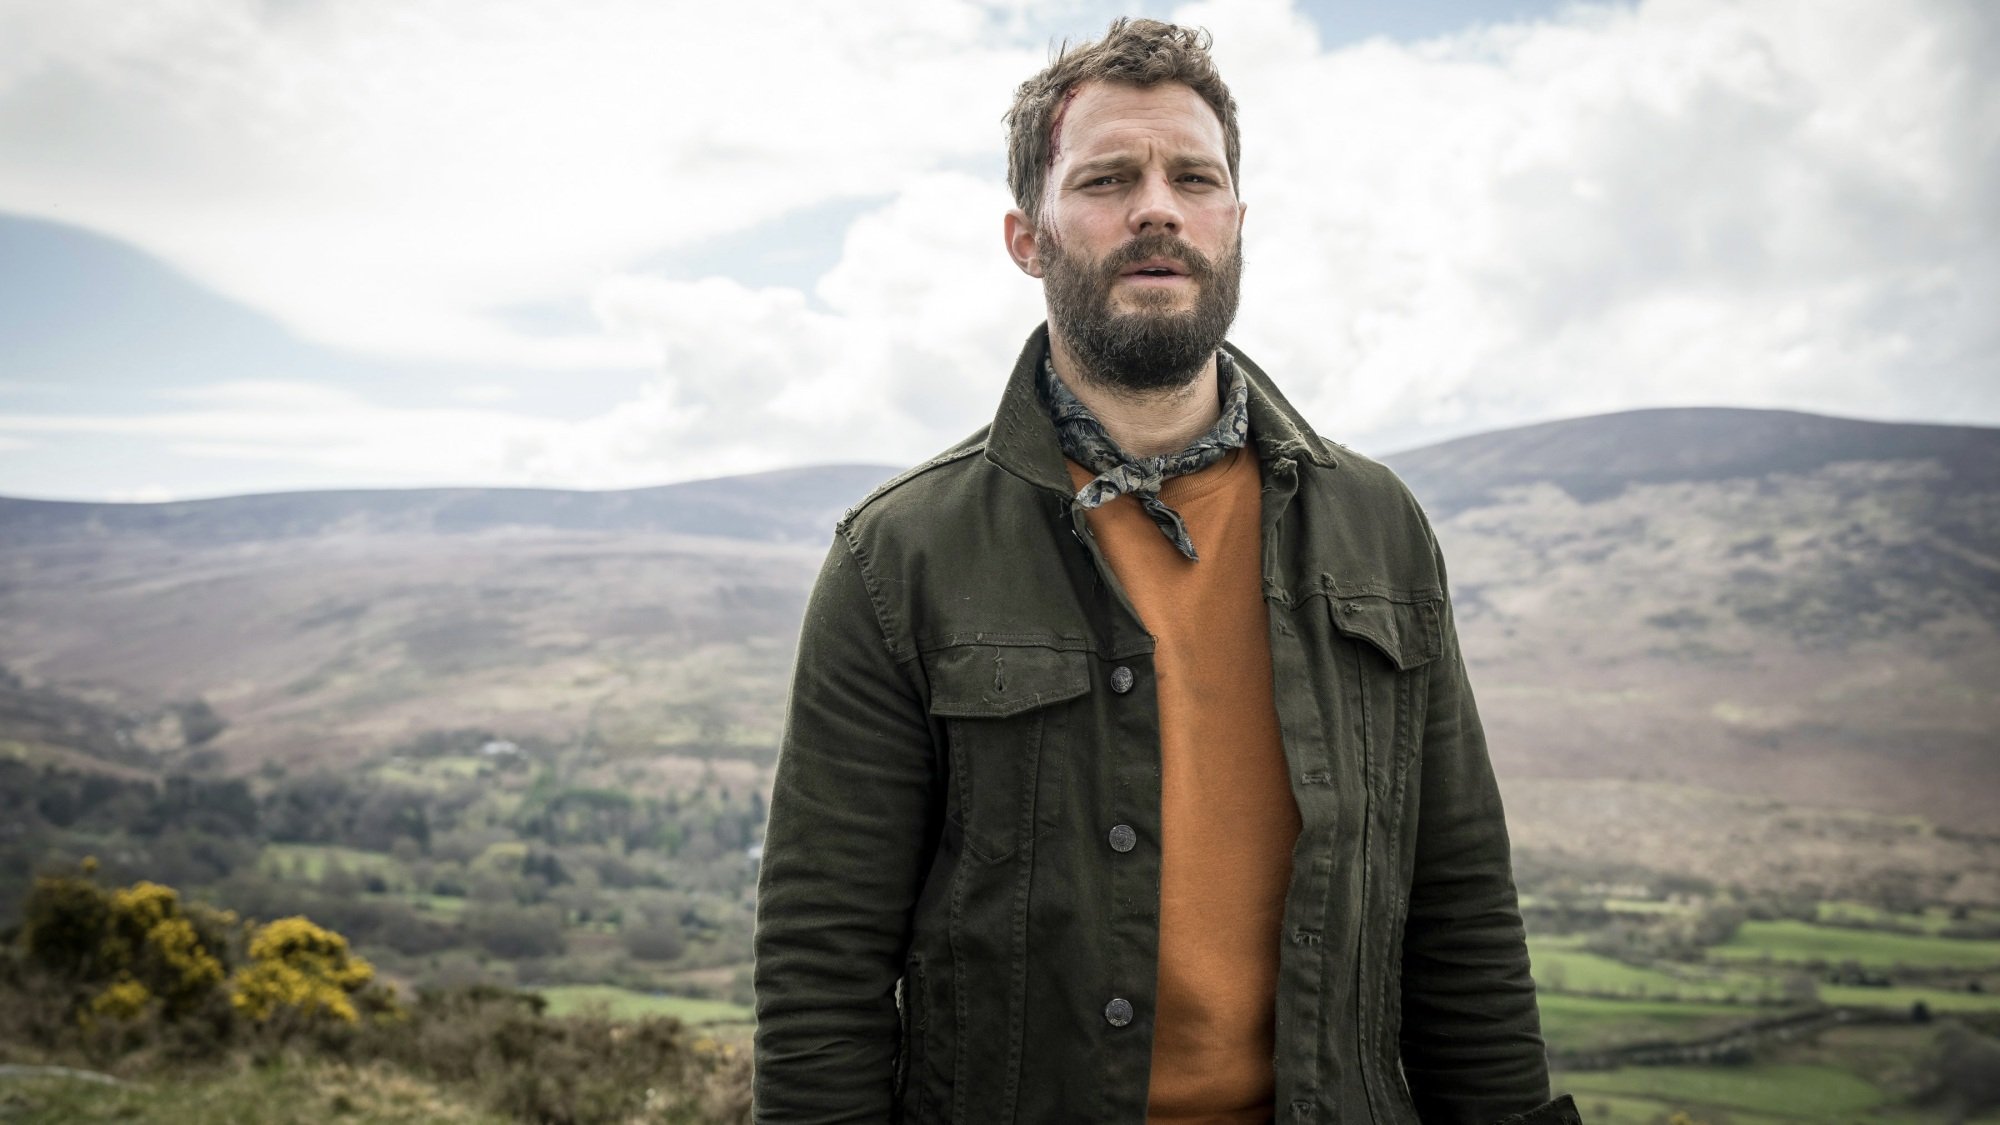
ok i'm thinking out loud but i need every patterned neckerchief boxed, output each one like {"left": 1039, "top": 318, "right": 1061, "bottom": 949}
{"left": 1038, "top": 350, "right": 1251, "bottom": 562}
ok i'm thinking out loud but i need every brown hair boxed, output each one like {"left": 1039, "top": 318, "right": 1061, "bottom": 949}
{"left": 1004, "top": 18, "right": 1241, "bottom": 224}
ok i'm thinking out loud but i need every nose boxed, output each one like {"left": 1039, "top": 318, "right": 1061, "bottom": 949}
{"left": 1128, "top": 171, "right": 1183, "bottom": 236}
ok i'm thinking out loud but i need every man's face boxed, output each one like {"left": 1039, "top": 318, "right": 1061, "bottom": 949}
{"left": 1007, "top": 79, "right": 1246, "bottom": 392}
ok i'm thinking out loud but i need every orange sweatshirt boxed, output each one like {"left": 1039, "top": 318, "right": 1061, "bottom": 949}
{"left": 1068, "top": 448, "right": 1302, "bottom": 1124}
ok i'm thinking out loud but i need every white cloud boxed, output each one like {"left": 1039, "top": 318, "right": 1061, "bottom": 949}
{"left": 103, "top": 484, "right": 175, "bottom": 503}
{"left": 0, "top": 0, "right": 1045, "bottom": 367}
{"left": 452, "top": 384, "right": 519, "bottom": 404}
{"left": 0, "top": 0, "right": 1993, "bottom": 497}
{"left": 0, "top": 176, "right": 1043, "bottom": 490}
{"left": 1201, "top": 0, "right": 1998, "bottom": 448}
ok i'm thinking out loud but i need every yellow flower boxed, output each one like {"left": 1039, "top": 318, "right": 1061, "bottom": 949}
{"left": 88, "top": 976, "right": 152, "bottom": 1022}
{"left": 230, "top": 916, "right": 380, "bottom": 1026}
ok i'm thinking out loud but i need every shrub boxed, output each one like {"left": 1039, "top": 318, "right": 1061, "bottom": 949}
{"left": 231, "top": 916, "right": 386, "bottom": 1025}
{"left": 105, "top": 882, "right": 228, "bottom": 1017}
{"left": 19, "top": 867, "right": 117, "bottom": 981}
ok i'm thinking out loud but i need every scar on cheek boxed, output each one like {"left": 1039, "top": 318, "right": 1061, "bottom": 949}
{"left": 1048, "top": 86, "right": 1082, "bottom": 167}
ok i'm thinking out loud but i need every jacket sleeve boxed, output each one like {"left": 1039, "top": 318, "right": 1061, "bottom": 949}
{"left": 753, "top": 533, "right": 938, "bottom": 1122}
{"left": 1398, "top": 522, "right": 1556, "bottom": 1125}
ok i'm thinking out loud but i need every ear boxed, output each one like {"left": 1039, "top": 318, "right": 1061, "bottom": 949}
{"left": 1003, "top": 207, "right": 1044, "bottom": 278}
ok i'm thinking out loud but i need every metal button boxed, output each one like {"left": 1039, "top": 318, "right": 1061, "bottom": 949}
{"left": 1104, "top": 997, "right": 1133, "bottom": 1027}
{"left": 1107, "top": 824, "right": 1136, "bottom": 853}
{"left": 1110, "top": 665, "right": 1135, "bottom": 694}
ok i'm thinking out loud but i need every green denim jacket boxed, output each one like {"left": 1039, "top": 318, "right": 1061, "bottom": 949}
{"left": 754, "top": 327, "right": 1573, "bottom": 1125}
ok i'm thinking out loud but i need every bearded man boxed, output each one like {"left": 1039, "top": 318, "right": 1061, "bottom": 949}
{"left": 753, "top": 18, "right": 1580, "bottom": 1125}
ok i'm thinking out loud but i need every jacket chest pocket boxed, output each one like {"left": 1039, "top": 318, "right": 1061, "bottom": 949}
{"left": 1326, "top": 595, "right": 1443, "bottom": 794}
{"left": 923, "top": 641, "right": 1091, "bottom": 864}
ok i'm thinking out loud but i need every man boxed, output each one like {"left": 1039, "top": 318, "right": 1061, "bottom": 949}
{"left": 754, "top": 18, "right": 1578, "bottom": 1125}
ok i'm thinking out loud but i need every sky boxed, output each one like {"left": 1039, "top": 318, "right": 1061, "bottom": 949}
{"left": 0, "top": 0, "right": 1994, "bottom": 502}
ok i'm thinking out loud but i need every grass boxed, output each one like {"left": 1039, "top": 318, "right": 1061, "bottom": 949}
{"left": 1536, "top": 993, "right": 1766, "bottom": 1052}
{"left": 359, "top": 890, "right": 468, "bottom": 917}
{"left": 535, "top": 984, "right": 752, "bottom": 1025}
{"left": 1531, "top": 940, "right": 1781, "bottom": 1003}
{"left": 1711, "top": 920, "right": 2000, "bottom": 971}
{"left": 1557, "top": 1090, "right": 1795, "bottom": 1125}
{"left": 259, "top": 843, "right": 409, "bottom": 884}
{"left": 0, "top": 1057, "right": 507, "bottom": 1124}
{"left": 1560, "top": 1063, "right": 1884, "bottom": 1119}
{"left": 1818, "top": 983, "right": 2000, "bottom": 1013}
{"left": 370, "top": 756, "right": 495, "bottom": 791}
{"left": 1605, "top": 897, "right": 1697, "bottom": 916}
{"left": 1815, "top": 901, "right": 2000, "bottom": 935}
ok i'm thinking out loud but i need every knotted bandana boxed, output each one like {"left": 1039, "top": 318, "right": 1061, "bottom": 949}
{"left": 1039, "top": 351, "right": 1250, "bottom": 561}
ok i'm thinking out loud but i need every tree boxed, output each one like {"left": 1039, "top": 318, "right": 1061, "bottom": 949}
{"left": 172, "top": 698, "right": 227, "bottom": 746}
{"left": 1914, "top": 1023, "right": 2000, "bottom": 1119}
{"left": 623, "top": 915, "right": 687, "bottom": 962}
{"left": 465, "top": 904, "right": 565, "bottom": 960}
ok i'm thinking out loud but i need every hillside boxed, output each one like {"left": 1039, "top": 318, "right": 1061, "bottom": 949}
{"left": 2, "top": 408, "right": 1996, "bottom": 848}
{"left": 1385, "top": 409, "right": 2000, "bottom": 835}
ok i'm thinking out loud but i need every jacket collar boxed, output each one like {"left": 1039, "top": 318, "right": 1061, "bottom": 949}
{"left": 984, "top": 323, "right": 1341, "bottom": 495}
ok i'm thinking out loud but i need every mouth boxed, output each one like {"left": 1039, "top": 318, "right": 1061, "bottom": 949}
{"left": 1117, "top": 258, "right": 1192, "bottom": 287}
{"left": 1120, "top": 258, "right": 1187, "bottom": 279}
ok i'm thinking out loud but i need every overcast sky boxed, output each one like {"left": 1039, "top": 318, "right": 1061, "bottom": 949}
{"left": 1, "top": 0, "right": 1994, "bottom": 502}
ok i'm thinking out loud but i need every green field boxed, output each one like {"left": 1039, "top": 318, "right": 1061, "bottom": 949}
{"left": 535, "top": 984, "right": 751, "bottom": 1025}
{"left": 259, "top": 843, "right": 410, "bottom": 884}
{"left": 1712, "top": 920, "right": 2000, "bottom": 970}
{"left": 1536, "top": 993, "right": 1766, "bottom": 1051}
{"left": 1817, "top": 983, "right": 2000, "bottom": 1013}
{"left": 1561, "top": 1063, "right": 1883, "bottom": 1120}
{"left": 360, "top": 889, "right": 466, "bottom": 916}
{"left": 1530, "top": 939, "right": 1779, "bottom": 1003}
{"left": 370, "top": 756, "right": 493, "bottom": 789}
{"left": 1557, "top": 1089, "right": 1795, "bottom": 1125}
{"left": 1816, "top": 901, "right": 2000, "bottom": 935}
{"left": 1605, "top": 897, "right": 1696, "bottom": 916}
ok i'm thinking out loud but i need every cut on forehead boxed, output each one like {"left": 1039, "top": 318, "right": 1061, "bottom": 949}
{"left": 1048, "top": 85, "right": 1086, "bottom": 167}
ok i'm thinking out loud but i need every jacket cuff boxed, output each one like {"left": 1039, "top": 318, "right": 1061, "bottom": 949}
{"left": 1492, "top": 1093, "right": 1582, "bottom": 1125}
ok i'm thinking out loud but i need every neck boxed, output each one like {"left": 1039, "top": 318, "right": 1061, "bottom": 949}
{"left": 1048, "top": 332, "right": 1221, "bottom": 458}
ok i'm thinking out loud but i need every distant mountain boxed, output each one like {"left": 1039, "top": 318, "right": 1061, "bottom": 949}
{"left": 2, "top": 408, "right": 1995, "bottom": 841}
{"left": 0, "top": 464, "right": 899, "bottom": 546}
{"left": 1385, "top": 407, "right": 2000, "bottom": 513}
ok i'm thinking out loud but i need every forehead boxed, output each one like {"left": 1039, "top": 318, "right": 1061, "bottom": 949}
{"left": 1053, "top": 80, "right": 1228, "bottom": 167}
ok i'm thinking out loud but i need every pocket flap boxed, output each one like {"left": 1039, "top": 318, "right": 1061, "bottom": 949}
{"left": 925, "top": 643, "right": 1091, "bottom": 718}
{"left": 1328, "top": 596, "right": 1442, "bottom": 671}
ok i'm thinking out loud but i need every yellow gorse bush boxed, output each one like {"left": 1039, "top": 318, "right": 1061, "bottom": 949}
{"left": 26, "top": 867, "right": 390, "bottom": 1033}
{"left": 230, "top": 915, "right": 377, "bottom": 1024}
{"left": 109, "top": 882, "right": 226, "bottom": 997}
{"left": 87, "top": 975, "right": 152, "bottom": 1022}
{"left": 65, "top": 880, "right": 232, "bottom": 1022}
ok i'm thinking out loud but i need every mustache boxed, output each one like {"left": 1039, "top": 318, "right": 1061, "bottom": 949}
{"left": 1100, "top": 233, "right": 1217, "bottom": 281}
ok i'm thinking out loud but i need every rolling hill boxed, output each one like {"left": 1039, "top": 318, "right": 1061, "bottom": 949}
{"left": 2, "top": 407, "right": 1995, "bottom": 892}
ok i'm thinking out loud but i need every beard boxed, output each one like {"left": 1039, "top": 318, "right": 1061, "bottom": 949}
{"left": 1041, "top": 228, "right": 1243, "bottom": 394}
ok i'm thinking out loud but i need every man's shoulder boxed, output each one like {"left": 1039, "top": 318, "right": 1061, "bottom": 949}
{"left": 1303, "top": 439, "right": 1431, "bottom": 523}
{"left": 1291, "top": 438, "right": 1448, "bottom": 592}
{"left": 835, "top": 426, "right": 996, "bottom": 537}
